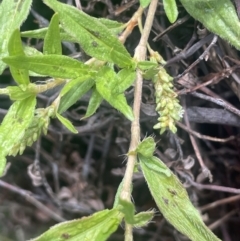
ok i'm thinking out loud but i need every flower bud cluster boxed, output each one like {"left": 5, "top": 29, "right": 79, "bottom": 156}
{"left": 152, "top": 67, "right": 183, "bottom": 134}
{"left": 9, "top": 107, "right": 52, "bottom": 156}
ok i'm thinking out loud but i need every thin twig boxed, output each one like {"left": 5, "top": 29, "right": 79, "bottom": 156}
{"left": 177, "top": 35, "right": 218, "bottom": 79}
{"left": 75, "top": 0, "right": 82, "bottom": 10}
{"left": 82, "top": 134, "right": 95, "bottom": 179}
{"left": 114, "top": 0, "right": 138, "bottom": 16}
{"left": 0, "top": 180, "right": 65, "bottom": 222}
{"left": 183, "top": 99, "right": 213, "bottom": 182}
{"left": 177, "top": 122, "right": 235, "bottom": 143}
{"left": 181, "top": 172, "right": 240, "bottom": 194}
{"left": 153, "top": 15, "right": 190, "bottom": 41}
{"left": 191, "top": 91, "right": 240, "bottom": 118}
{"left": 200, "top": 194, "right": 240, "bottom": 212}
{"left": 209, "top": 209, "right": 238, "bottom": 230}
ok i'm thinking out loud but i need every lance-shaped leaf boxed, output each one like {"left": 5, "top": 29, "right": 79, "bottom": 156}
{"left": 163, "top": 0, "right": 178, "bottom": 23}
{"left": 58, "top": 78, "right": 95, "bottom": 114}
{"left": 3, "top": 55, "right": 90, "bottom": 79}
{"left": 0, "top": 97, "right": 36, "bottom": 176}
{"left": 43, "top": 0, "right": 134, "bottom": 68}
{"left": 95, "top": 67, "right": 134, "bottom": 121}
{"left": 113, "top": 69, "right": 136, "bottom": 94}
{"left": 24, "top": 46, "right": 44, "bottom": 57}
{"left": 139, "top": 155, "right": 221, "bottom": 241}
{"left": 29, "top": 208, "right": 123, "bottom": 241}
{"left": 22, "top": 46, "right": 48, "bottom": 77}
{"left": 56, "top": 113, "right": 78, "bottom": 133}
{"left": 82, "top": 87, "right": 103, "bottom": 119}
{"left": 97, "top": 18, "right": 125, "bottom": 35}
{"left": 43, "top": 13, "right": 62, "bottom": 55}
{"left": 21, "top": 18, "right": 125, "bottom": 41}
{"left": 0, "top": 0, "right": 32, "bottom": 74}
{"left": 8, "top": 29, "right": 30, "bottom": 87}
{"left": 179, "top": 0, "right": 240, "bottom": 50}
{"left": 22, "top": 27, "right": 76, "bottom": 42}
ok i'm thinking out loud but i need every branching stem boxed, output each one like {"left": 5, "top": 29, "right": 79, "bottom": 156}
{"left": 120, "top": 1, "right": 159, "bottom": 240}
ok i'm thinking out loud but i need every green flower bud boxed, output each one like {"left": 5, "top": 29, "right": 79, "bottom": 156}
{"left": 153, "top": 123, "right": 161, "bottom": 129}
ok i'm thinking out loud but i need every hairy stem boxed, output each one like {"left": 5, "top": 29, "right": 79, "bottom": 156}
{"left": 120, "top": 1, "right": 159, "bottom": 240}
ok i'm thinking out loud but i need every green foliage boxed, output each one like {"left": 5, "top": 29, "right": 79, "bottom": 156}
{"left": 0, "top": 0, "right": 232, "bottom": 240}
{"left": 137, "top": 137, "right": 221, "bottom": 241}
{"left": 56, "top": 113, "right": 78, "bottom": 133}
{"left": 8, "top": 29, "right": 30, "bottom": 87}
{"left": 43, "top": 13, "right": 62, "bottom": 55}
{"left": 179, "top": 0, "right": 240, "bottom": 50}
{"left": 139, "top": 154, "right": 221, "bottom": 241}
{"left": 83, "top": 87, "right": 103, "bottom": 119}
{"left": 43, "top": 0, "right": 135, "bottom": 68}
{"left": 118, "top": 199, "right": 154, "bottom": 227}
{"left": 3, "top": 55, "right": 91, "bottom": 79}
{"left": 29, "top": 208, "right": 123, "bottom": 241}
{"left": 0, "top": 0, "right": 32, "bottom": 74}
{"left": 163, "top": 0, "right": 178, "bottom": 23}
{"left": 95, "top": 66, "right": 134, "bottom": 121}
{"left": 136, "top": 136, "right": 156, "bottom": 157}
{"left": 0, "top": 97, "right": 36, "bottom": 176}
{"left": 59, "top": 78, "right": 95, "bottom": 114}
{"left": 21, "top": 17, "right": 125, "bottom": 41}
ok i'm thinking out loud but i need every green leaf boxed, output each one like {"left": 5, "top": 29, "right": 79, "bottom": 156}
{"left": 179, "top": 0, "right": 240, "bottom": 50}
{"left": 132, "top": 211, "right": 154, "bottom": 228}
{"left": 140, "top": 155, "right": 171, "bottom": 177}
{"left": 140, "top": 0, "right": 151, "bottom": 8}
{"left": 113, "top": 69, "right": 136, "bottom": 94}
{"left": 56, "top": 113, "right": 78, "bottom": 134}
{"left": 58, "top": 78, "right": 95, "bottom": 114}
{"left": 60, "top": 76, "right": 92, "bottom": 97}
{"left": 21, "top": 19, "right": 124, "bottom": 41}
{"left": 137, "top": 61, "right": 158, "bottom": 71}
{"left": 24, "top": 46, "right": 44, "bottom": 57}
{"left": 95, "top": 67, "right": 134, "bottom": 121}
{"left": 22, "top": 27, "right": 77, "bottom": 42}
{"left": 113, "top": 179, "right": 124, "bottom": 208}
{"left": 0, "top": 97, "right": 36, "bottom": 176}
{"left": 43, "top": 0, "right": 134, "bottom": 68}
{"left": 118, "top": 199, "right": 136, "bottom": 224}
{"left": 137, "top": 137, "right": 156, "bottom": 158}
{"left": 12, "top": 107, "right": 53, "bottom": 156}
{"left": 139, "top": 155, "right": 221, "bottom": 241}
{"left": 29, "top": 208, "right": 123, "bottom": 241}
{"left": 118, "top": 199, "right": 154, "bottom": 227}
{"left": 163, "top": 0, "right": 178, "bottom": 23}
{"left": 3, "top": 55, "right": 89, "bottom": 79}
{"left": 7, "top": 85, "right": 36, "bottom": 100}
{"left": 82, "top": 87, "right": 103, "bottom": 119}
{"left": 143, "top": 67, "right": 160, "bottom": 80}
{"left": 98, "top": 18, "right": 125, "bottom": 35}
{"left": 43, "top": 13, "right": 62, "bottom": 55}
{"left": 23, "top": 46, "right": 47, "bottom": 77}
{"left": 8, "top": 29, "right": 30, "bottom": 87}
{"left": 0, "top": 0, "right": 32, "bottom": 74}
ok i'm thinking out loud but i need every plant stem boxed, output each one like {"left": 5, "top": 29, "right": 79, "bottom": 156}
{"left": 120, "top": 0, "right": 159, "bottom": 240}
